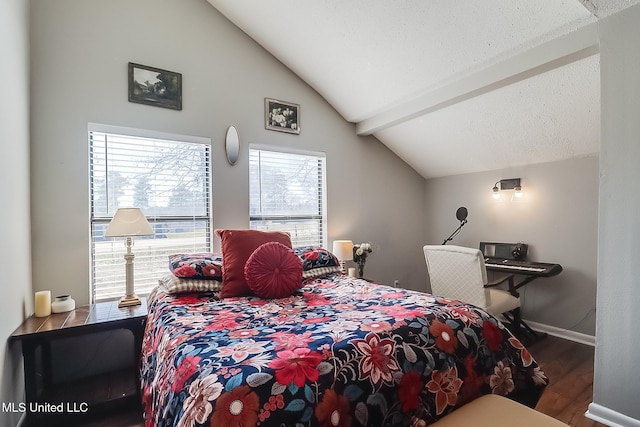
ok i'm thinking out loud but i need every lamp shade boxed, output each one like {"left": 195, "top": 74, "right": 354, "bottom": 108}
{"left": 332, "top": 240, "right": 354, "bottom": 261}
{"left": 104, "top": 208, "right": 154, "bottom": 237}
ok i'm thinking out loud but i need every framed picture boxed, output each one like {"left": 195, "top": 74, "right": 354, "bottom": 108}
{"left": 128, "top": 62, "right": 182, "bottom": 110}
{"left": 265, "top": 98, "right": 300, "bottom": 134}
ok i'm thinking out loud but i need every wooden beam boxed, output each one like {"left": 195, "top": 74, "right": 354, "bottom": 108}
{"left": 356, "top": 23, "right": 599, "bottom": 136}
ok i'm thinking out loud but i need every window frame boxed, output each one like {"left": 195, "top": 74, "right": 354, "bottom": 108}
{"left": 248, "top": 144, "right": 327, "bottom": 248}
{"left": 88, "top": 123, "right": 212, "bottom": 302}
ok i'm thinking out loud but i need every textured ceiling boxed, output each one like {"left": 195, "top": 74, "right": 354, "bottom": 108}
{"left": 208, "top": 0, "right": 640, "bottom": 178}
{"left": 376, "top": 54, "right": 600, "bottom": 177}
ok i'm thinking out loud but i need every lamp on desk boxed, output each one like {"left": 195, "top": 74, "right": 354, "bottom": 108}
{"left": 104, "top": 208, "right": 154, "bottom": 308}
{"left": 332, "top": 240, "right": 353, "bottom": 274}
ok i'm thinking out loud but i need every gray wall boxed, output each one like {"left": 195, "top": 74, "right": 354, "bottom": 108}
{"left": 0, "top": 0, "right": 31, "bottom": 425}
{"left": 424, "top": 156, "right": 599, "bottom": 336}
{"left": 592, "top": 4, "right": 640, "bottom": 424}
{"left": 29, "top": 0, "right": 427, "bottom": 305}
{"left": 21, "top": 1, "right": 640, "bottom": 425}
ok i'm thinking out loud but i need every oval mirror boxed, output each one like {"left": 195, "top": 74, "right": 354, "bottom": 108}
{"left": 225, "top": 125, "right": 239, "bottom": 165}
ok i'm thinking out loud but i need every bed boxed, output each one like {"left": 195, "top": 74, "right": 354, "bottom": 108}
{"left": 140, "top": 250, "right": 548, "bottom": 427}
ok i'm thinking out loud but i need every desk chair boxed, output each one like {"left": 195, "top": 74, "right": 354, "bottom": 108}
{"left": 423, "top": 245, "right": 521, "bottom": 336}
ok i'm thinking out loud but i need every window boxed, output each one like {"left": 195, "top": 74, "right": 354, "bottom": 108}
{"left": 249, "top": 146, "right": 327, "bottom": 247}
{"left": 89, "top": 124, "right": 211, "bottom": 302}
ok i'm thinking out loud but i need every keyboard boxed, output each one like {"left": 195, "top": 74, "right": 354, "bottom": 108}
{"left": 484, "top": 262, "right": 546, "bottom": 273}
{"left": 484, "top": 258, "right": 563, "bottom": 277}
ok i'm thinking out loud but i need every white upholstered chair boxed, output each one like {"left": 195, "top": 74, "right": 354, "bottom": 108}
{"left": 423, "top": 245, "right": 521, "bottom": 335}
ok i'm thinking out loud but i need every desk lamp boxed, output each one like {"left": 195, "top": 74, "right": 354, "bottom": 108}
{"left": 105, "top": 208, "right": 154, "bottom": 308}
{"left": 332, "top": 240, "right": 354, "bottom": 274}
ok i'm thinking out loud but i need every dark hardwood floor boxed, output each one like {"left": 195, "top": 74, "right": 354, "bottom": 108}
{"left": 78, "top": 335, "right": 602, "bottom": 427}
{"left": 77, "top": 410, "right": 144, "bottom": 427}
{"left": 529, "top": 335, "right": 605, "bottom": 427}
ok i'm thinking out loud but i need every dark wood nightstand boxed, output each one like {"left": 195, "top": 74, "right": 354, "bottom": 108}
{"left": 10, "top": 298, "right": 148, "bottom": 426}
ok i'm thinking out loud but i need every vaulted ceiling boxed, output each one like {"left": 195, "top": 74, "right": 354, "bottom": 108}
{"left": 207, "top": 0, "right": 640, "bottom": 178}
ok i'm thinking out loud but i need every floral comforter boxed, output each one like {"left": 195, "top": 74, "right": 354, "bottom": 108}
{"left": 141, "top": 273, "right": 547, "bottom": 427}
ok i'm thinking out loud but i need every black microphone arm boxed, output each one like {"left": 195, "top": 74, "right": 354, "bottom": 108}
{"left": 442, "top": 207, "right": 469, "bottom": 245}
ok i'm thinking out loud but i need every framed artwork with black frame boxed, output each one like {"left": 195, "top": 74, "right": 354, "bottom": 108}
{"left": 265, "top": 98, "right": 300, "bottom": 134}
{"left": 128, "top": 62, "right": 182, "bottom": 111}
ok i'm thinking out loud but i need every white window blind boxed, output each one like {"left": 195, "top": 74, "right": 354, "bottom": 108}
{"left": 89, "top": 124, "right": 211, "bottom": 302}
{"left": 249, "top": 146, "right": 327, "bottom": 247}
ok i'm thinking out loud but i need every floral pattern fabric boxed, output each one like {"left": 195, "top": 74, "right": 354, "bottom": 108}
{"left": 292, "top": 246, "right": 342, "bottom": 278}
{"left": 141, "top": 273, "right": 547, "bottom": 427}
{"left": 169, "top": 253, "right": 223, "bottom": 280}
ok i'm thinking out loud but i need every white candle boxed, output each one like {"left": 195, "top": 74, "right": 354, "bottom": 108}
{"left": 348, "top": 268, "right": 356, "bottom": 277}
{"left": 34, "top": 291, "right": 51, "bottom": 317}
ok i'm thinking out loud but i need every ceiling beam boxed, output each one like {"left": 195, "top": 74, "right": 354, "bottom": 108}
{"left": 578, "top": 0, "right": 598, "bottom": 16}
{"left": 356, "top": 23, "right": 599, "bottom": 136}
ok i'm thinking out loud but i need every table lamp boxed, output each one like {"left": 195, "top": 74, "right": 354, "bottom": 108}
{"left": 332, "top": 240, "right": 353, "bottom": 274}
{"left": 104, "top": 208, "right": 153, "bottom": 308}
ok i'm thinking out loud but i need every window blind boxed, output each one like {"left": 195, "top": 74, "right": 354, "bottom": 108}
{"left": 249, "top": 147, "right": 327, "bottom": 247}
{"left": 89, "top": 125, "right": 211, "bottom": 302}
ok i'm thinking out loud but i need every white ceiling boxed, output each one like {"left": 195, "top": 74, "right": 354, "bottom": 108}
{"left": 208, "top": 0, "right": 640, "bottom": 179}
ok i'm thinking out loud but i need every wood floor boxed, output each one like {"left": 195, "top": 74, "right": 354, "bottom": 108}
{"left": 78, "top": 411, "right": 144, "bottom": 427}
{"left": 529, "top": 335, "right": 605, "bottom": 427}
{"left": 78, "top": 335, "right": 603, "bottom": 427}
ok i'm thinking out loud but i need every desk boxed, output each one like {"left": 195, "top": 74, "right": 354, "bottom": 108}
{"left": 484, "top": 258, "right": 563, "bottom": 297}
{"left": 484, "top": 259, "right": 562, "bottom": 342}
{"left": 10, "top": 299, "right": 147, "bottom": 426}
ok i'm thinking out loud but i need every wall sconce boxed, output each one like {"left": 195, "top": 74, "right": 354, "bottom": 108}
{"left": 492, "top": 178, "right": 523, "bottom": 200}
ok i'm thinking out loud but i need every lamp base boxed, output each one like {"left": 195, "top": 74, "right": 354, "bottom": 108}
{"left": 339, "top": 260, "right": 347, "bottom": 274}
{"left": 118, "top": 295, "right": 141, "bottom": 308}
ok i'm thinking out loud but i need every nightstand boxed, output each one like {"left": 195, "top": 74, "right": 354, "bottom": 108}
{"left": 10, "top": 298, "right": 148, "bottom": 426}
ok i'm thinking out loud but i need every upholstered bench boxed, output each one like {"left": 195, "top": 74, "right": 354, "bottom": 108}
{"left": 431, "top": 394, "right": 568, "bottom": 427}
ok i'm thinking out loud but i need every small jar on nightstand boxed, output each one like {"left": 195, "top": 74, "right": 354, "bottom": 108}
{"left": 51, "top": 295, "right": 76, "bottom": 313}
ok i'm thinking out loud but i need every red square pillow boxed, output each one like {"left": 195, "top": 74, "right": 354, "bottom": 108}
{"left": 216, "top": 229, "right": 292, "bottom": 298}
{"left": 244, "top": 242, "right": 303, "bottom": 299}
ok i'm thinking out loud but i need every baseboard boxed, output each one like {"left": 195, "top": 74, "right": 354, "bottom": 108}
{"left": 524, "top": 323, "right": 640, "bottom": 427}
{"left": 522, "top": 318, "right": 595, "bottom": 346}
{"left": 586, "top": 402, "right": 640, "bottom": 427}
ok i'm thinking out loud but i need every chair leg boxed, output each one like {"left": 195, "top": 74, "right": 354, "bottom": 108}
{"left": 503, "top": 308, "right": 547, "bottom": 344}
{"left": 510, "top": 307, "right": 522, "bottom": 339}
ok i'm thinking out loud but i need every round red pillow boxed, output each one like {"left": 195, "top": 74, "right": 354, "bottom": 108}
{"left": 244, "top": 241, "right": 304, "bottom": 299}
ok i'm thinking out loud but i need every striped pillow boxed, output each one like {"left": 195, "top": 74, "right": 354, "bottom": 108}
{"left": 293, "top": 246, "right": 342, "bottom": 278}
{"left": 159, "top": 274, "right": 222, "bottom": 294}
